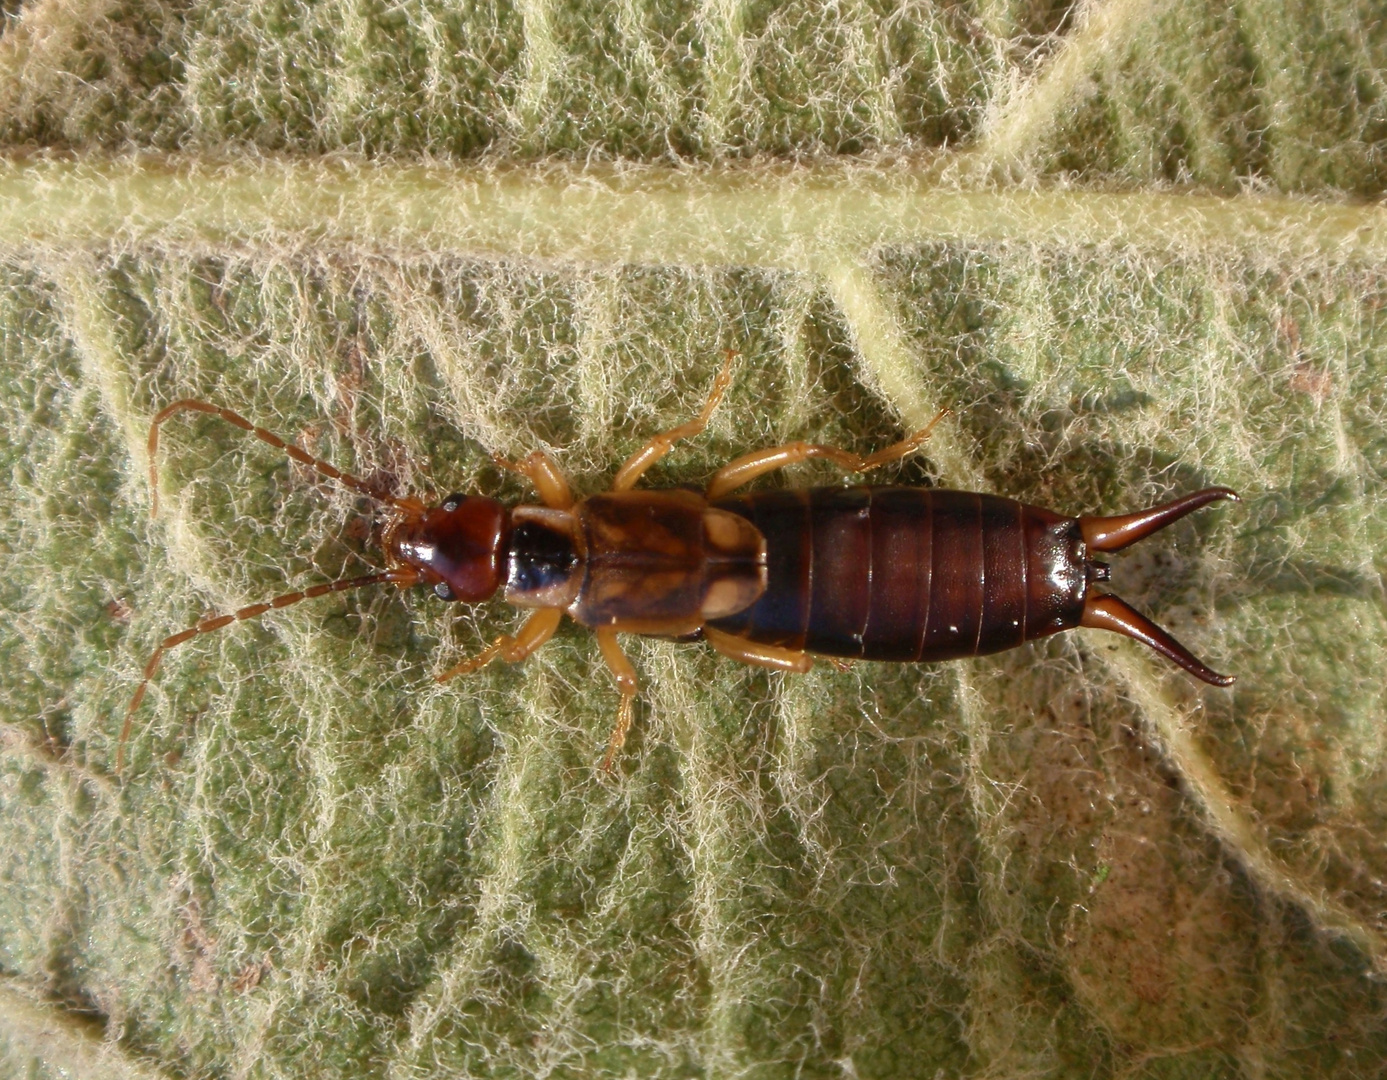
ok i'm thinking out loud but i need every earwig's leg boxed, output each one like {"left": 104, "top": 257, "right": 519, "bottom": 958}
{"left": 148, "top": 400, "right": 422, "bottom": 519}
{"left": 494, "top": 451, "right": 574, "bottom": 510}
{"left": 703, "top": 626, "right": 815, "bottom": 674}
{"left": 1079, "top": 488, "right": 1240, "bottom": 552}
{"left": 118, "top": 569, "right": 418, "bottom": 772}
{"left": 435, "top": 607, "right": 564, "bottom": 681}
{"left": 1081, "top": 593, "right": 1235, "bottom": 687}
{"left": 595, "top": 627, "right": 640, "bottom": 771}
{"left": 705, "top": 410, "right": 947, "bottom": 499}
{"left": 611, "top": 353, "right": 735, "bottom": 492}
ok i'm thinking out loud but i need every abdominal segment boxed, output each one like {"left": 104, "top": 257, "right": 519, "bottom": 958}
{"left": 706, "top": 487, "right": 1087, "bottom": 661}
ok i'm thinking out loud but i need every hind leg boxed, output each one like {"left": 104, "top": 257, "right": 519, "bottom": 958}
{"left": 703, "top": 627, "right": 814, "bottom": 673}
{"left": 704, "top": 411, "right": 946, "bottom": 499}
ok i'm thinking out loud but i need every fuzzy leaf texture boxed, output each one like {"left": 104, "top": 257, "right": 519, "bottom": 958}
{"left": 1, "top": 0, "right": 1386, "bottom": 1076}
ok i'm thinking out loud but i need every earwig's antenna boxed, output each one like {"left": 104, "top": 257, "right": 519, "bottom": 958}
{"left": 147, "top": 400, "right": 425, "bottom": 519}
{"left": 124, "top": 398, "right": 435, "bottom": 773}
{"left": 118, "top": 568, "right": 420, "bottom": 771}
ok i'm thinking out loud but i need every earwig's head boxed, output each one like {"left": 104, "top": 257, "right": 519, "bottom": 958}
{"left": 392, "top": 494, "right": 511, "bottom": 602}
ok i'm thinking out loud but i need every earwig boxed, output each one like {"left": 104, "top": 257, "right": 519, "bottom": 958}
{"left": 121, "top": 365, "right": 1237, "bottom": 772}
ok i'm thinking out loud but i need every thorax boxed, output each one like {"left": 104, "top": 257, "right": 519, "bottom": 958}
{"left": 504, "top": 489, "right": 766, "bottom": 635}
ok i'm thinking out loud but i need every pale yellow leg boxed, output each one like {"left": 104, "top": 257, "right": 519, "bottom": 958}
{"left": 595, "top": 627, "right": 640, "bottom": 770}
{"left": 611, "top": 353, "right": 735, "bottom": 492}
{"left": 703, "top": 626, "right": 815, "bottom": 673}
{"left": 704, "top": 410, "right": 948, "bottom": 500}
{"left": 435, "top": 607, "right": 563, "bottom": 682}
{"left": 495, "top": 450, "right": 574, "bottom": 510}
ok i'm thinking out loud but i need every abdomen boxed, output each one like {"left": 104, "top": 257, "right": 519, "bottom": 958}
{"left": 706, "top": 487, "right": 1088, "bottom": 661}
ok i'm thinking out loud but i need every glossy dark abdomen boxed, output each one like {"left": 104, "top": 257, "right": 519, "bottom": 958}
{"left": 707, "top": 487, "right": 1088, "bottom": 661}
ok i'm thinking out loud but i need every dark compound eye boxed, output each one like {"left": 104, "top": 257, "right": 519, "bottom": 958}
{"left": 440, "top": 493, "right": 467, "bottom": 513}
{"left": 434, "top": 581, "right": 456, "bottom": 601}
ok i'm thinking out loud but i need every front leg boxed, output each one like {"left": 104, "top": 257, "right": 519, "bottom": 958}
{"left": 495, "top": 450, "right": 574, "bottom": 510}
{"left": 435, "top": 607, "right": 563, "bottom": 682}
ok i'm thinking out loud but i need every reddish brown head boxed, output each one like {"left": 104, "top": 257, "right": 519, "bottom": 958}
{"left": 392, "top": 494, "right": 511, "bottom": 602}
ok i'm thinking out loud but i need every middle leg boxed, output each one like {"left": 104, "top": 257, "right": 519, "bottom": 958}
{"left": 436, "top": 607, "right": 564, "bottom": 682}
{"left": 611, "top": 352, "right": 734, "bottom": 492}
